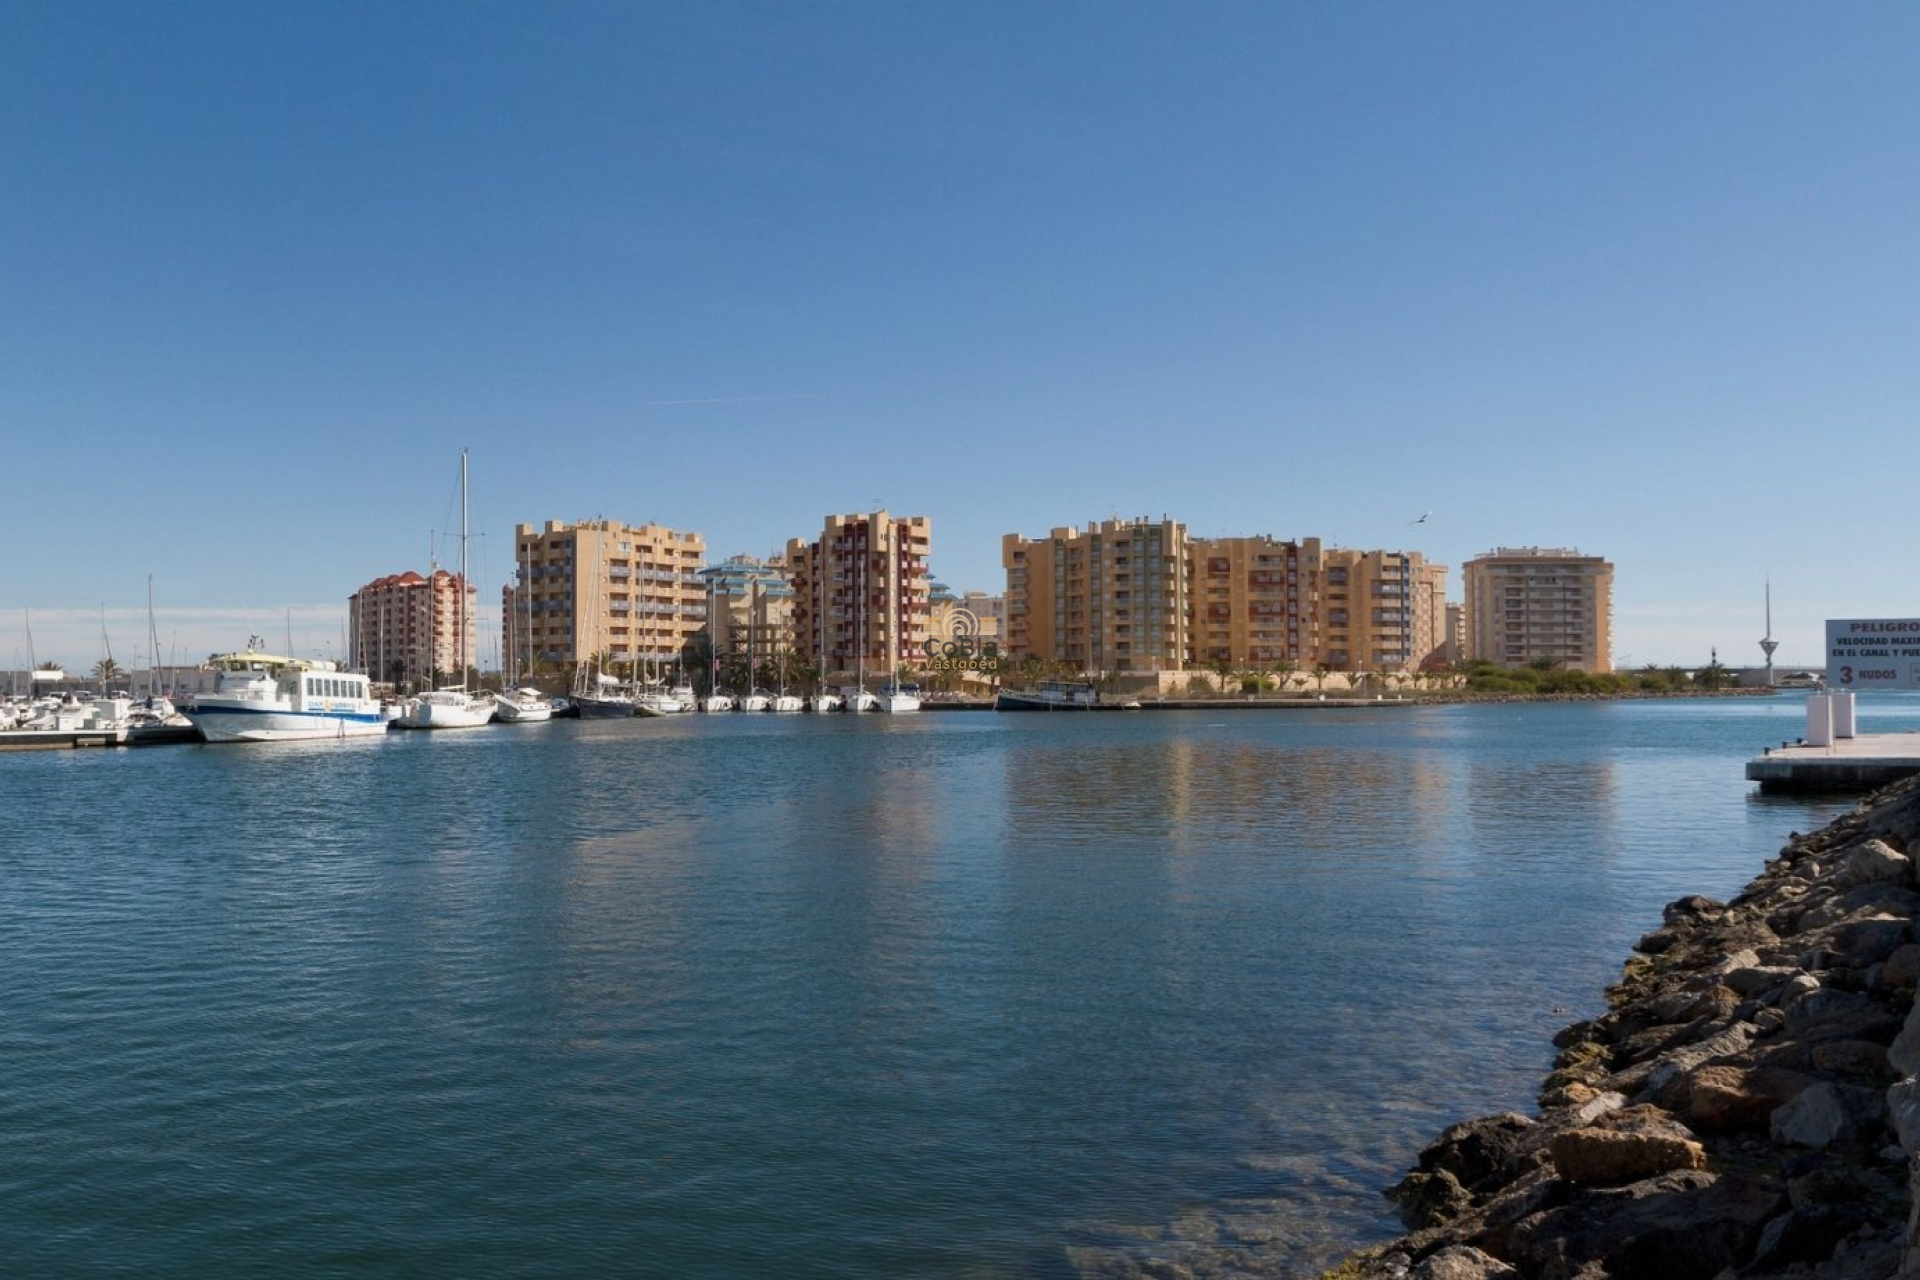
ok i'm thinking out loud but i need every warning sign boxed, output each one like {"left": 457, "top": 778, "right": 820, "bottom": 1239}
{"left": 1826, "top": 618, "right": 1920, "bottom": 690}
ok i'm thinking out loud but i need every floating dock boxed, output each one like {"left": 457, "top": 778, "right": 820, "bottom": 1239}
{"left": 1746, "top": 733, "right": 1920, "bottom": 793}
{"left": 0, "top": 724, "right": 201, "bottom": 751}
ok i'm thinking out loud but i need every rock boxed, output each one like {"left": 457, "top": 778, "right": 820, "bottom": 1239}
{"left": 1836, "top": 838, "right": 1912, "bottom": 889}
{"left": 1547, "top": 1108, "right": 1708, "bottom": 1185}
{"left": 1502, "top": 1170, "right": 1784, "bottom": 1280}
{"left": 1769, "top": 1081, "right": 1887, "bottom": 1149}
{"left": 1408, "top": 1244, "right": 1519, "bottom": 1279}
{"left": 1725, "top": 964, "right": 1802, "bottom": 997}
{"left": 1640, "top": 1023, "right": 1759, "bottom": 1098}
{"left": 1780, "top": 974, "right": 1823, "bottom": 1006}
{"left": 1890, "top": 999, "right": 1920, "bottom": 1078}
{"left": 1748, "top": 1203, "right": 1871, "bottom": 1270}
{"left": 1390, "top": 1168, "right": 1472, "bottom": 1232}
{"left": 1885, "top": 1076, "right": 1920, "bottom": 1151}
{"left": 1665, "top": 895, "right": 1727, "bottom": 925}
{"left": 1883, "top": 944, "right": 1920, "bottom": 989}
{"left": 1403, "top": 1113, "right": 1535, "bottom": 1196}
{"left": 1783, "top": 988, "right": 1874, "bottom": 1034}
{"left": 1830, "top": 915, "right": 1911, "bottom": 966}
{"left": 1811, "top": 1039, "right": 1890, "bottom": 1079}
{"left": 1685, "top": 1064, "right": 1814, "bottom": 1131}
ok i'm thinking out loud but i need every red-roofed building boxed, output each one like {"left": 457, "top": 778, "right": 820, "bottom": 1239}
{"left": 349, "top": 568, "right": 478, "bottom": 690}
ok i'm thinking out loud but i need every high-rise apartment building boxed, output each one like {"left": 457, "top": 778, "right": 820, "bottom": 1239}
{"left": 506, "top": 519, "right": 707, "bottom": 675}
{"left": 696, "top": 555, "right": 796, "bottom": 675}
{"left": 931, "top": 590, "right": 1004, "bottom": 644}
{"left": 1003, "top": 517, "right": 1190, "bottom": 673}
{"left": 1189, "top": 535, "right": 1323, "bottom": 668}
{"left": 1004, "top": 516, "right": 1454, "bottom": 680}
{"left": 786, "top": 511, "right": 932, "bottom": 676}
{"left": 1462, "top": 547, "right": 1614, "bottom": 672}
{"left": 349, "top": 569, "right": 477, "bottom": 687}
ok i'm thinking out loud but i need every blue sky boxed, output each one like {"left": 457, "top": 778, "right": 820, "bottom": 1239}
{"left": 4, "top": 3, "right": 1915, "bottom": 671}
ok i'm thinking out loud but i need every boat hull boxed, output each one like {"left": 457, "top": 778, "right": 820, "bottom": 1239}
{"left": 572, "top": 697, "right": 635, "bottom": 719}
{"left": 493, "top": 698, "right": 553, "bottom": 723}
{"left": 394, "top": 693, "right": 495, "bottom": 729}
{"left": 184, "top": 702, "right": 389, "bottom": 744}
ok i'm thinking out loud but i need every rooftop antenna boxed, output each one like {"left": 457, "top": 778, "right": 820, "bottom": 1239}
{"left": 1759, "top": 578, "right": 1779, "bottom": 687}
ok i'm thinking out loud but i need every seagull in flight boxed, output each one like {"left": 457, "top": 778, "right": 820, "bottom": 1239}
{"left": 1410, "top": 511, "right": 1432, "bottom": 525}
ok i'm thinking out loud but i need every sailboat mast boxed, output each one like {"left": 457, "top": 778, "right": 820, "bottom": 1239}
{"left": 459, "top": 448, "right": 469, "bottom": 688}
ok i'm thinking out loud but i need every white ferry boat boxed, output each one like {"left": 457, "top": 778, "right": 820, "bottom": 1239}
{"left": 183, "top": 645, "right": 387, "bottom": 743}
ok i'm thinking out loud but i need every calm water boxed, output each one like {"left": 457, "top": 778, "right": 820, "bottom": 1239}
{"left": 4, "top": 697, "right": 1914, "bottom": 1277}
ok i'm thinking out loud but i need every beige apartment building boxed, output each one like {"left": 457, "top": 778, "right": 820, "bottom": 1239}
{"left": 349, "top": 569, "right": 478, "bottom": 688}
{"left": 697, "top": 555, "right": 796, "bottom": 675}
{"left": 1003, "top": 516, "right": 1454, "bottom": 680}
{"left": 1189, "top": 539, "right": 1449, "bottom": 676}
{"left": 1190, "top": 535, "right": 1323, "bottom": 669}
{"left": 1462, "top": 547, "right": 1614, "bottom": 672}
{"left": 505, "top": 519, "right": 707, "bottom": 676}
{"left": 1316, "top": 548, "right": 1452, "bottom": 675}
{"left": 931, "top": 590, "right": 1004, "bottom": 644}
{"left": 786, "top": 511, "right": 932, "bottom": 676}
{"left": 1003, "top": 517, "right": 1191, "bottom": 674}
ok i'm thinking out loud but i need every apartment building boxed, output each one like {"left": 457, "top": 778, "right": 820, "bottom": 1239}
{"left": 1310, "top": 549, "right": 1446, "bottom": 674}
{"left": 931, "top": 590, "right": 1004, "bottom": 644}
{"left": 349, "top": 569, "right": 477, "bottom": 687}
{"left": 1002, "top": 517, "right": 1190, "bottom": 673}
{"left": 696, "top": 555, "right": 796, "bottom": 673}
{"left": 1189, "top": 535, "right": 1324, "bottom": 668}
{"left": 506, "top": 519, "right": 707, "bottom": 675}
{"left": 1462, "top": 547, "right": 1614, "bottom": 672}
{"left": 785, "top": 511, "right": 932, "bottom": 676}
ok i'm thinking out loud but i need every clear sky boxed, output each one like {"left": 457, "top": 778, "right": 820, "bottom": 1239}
{"left": 4, "top": 2, "right": 1915, "bottom": 672}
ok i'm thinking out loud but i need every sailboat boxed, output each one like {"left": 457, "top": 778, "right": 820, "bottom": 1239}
{"left": 770, "top": 636, "right": 803, "bottom": 714}
{"left": 394, "top": 450, "right": 495, "bottom": 729}
{"left": 494, "top": 543, "right": 552, "bottom": 723}
{"left": 737, "top": 583, "right": 771, "bottom": 711}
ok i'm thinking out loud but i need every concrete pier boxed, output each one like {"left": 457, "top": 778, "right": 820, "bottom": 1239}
{"left": 1745, "top": 732, "right": 1920, "bottom": 793}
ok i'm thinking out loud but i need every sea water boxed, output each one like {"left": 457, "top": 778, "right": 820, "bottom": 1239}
{"left": 3, "top": 697, "right": 1912, "bottom": 1276}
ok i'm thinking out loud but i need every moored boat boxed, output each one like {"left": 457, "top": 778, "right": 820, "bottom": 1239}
{"left": 877, "top": 682, "right": 921, "bottom": 713}
{"left": 492, "top": 687, "right": 553, "bottom": 723}
{"left": 995, "top": 680, "right": 1100, "bottom": 711}
{"left": 183, "top": 645, "right": 386, "bottom": 743}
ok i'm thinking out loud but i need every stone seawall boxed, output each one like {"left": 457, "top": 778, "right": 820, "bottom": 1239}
{"left": 1326, "top": 776, "right": 1920, "bottom": 1280}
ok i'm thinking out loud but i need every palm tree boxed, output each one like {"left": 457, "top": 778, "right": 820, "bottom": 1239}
{"left": 92, "top": 657, "right": 123, "bottom": 684}
{"left": 1208, "top": 657, "right": 1235, "bottom": 696}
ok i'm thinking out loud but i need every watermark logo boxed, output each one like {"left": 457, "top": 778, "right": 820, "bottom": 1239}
{"left": 923, "top": 606, "right": 1001, "bottom": 673}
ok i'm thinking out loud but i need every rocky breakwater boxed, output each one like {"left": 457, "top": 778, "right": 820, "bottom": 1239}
{"left": 1329, "top": 777, "right": 1920, "bottom": 1280}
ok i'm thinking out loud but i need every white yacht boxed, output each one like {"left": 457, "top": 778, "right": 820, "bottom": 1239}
{"left": 183, "top": 646, "right": 387, "bottom": 743}
{"left": 739, "top": 690, "right": 771, "bottom": 712}
{"left": 770, "top": 693, "right": 804, "bottom": 713}
{"left": 635, "top": 688, "right": 692, "bottom": 717}
{"left": 809, "top": 690, "right": 844, "bottom": 713}
{"left": 394, "top": 688, "right": 495, "bottom": 730}
{"left": 492, "top": 687, "right": 553, "bottom": 723}
{"left": 842, "top": 685, "right": 878, "bottom": 714}
{"left": 877, "top": 682, "right": 922, "bottom": 713}
{"left": 701, "top": 693, "right": 735, "bottom": 713}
